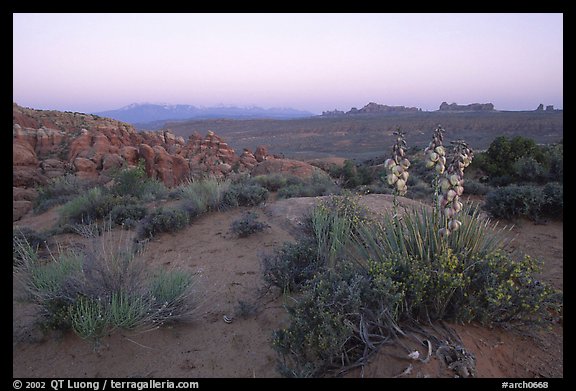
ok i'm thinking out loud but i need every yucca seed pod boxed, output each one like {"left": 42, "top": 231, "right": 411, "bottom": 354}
{"left": 449, "top": 174, "right": 460, "bottom": 186}
{"left": 435, "top": 163, "right": 445, "bottom": 174}
{"left": 439, "top": 178, "right": 451, "bottom": 192}
{"left": 384, "top": 158, "right": 396, "bottom": 169}
{"left": 392, "top": 165, "right": 404, "bottom": 176}
{"left": 387, "top": 174, "right": 398, "bottom": 185}
{"left": 438, "top": 195, "right": 448, "bottom": 209}
{"left": 453, "top": 200, "right": 463, "bottom": 212}
{"left": 439, "top": 227, "right": 450, "bottom": 237}
{"left": 448, "top": 219, "right": 462, "bottom": 232}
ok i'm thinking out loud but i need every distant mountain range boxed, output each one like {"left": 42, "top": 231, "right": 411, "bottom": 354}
{"left": 93, "top": 103, "right": 314, "bottom": 127}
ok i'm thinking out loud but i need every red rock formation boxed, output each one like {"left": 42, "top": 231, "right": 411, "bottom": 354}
{"left": 254, "top": 145, "right": 271, "bottom": 163}
{"left": 251, "top": 158, "right": 327, "bottom": 179}
{"left": 239, "top": 148, "right": 258, "bottom": 170}
{"left": 11, "top": 103, "right": 296, "bottom": 220}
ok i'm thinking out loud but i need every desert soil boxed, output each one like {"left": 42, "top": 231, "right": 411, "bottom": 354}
{"left": 13, "top": 194, "right": 563, "bottom": 378}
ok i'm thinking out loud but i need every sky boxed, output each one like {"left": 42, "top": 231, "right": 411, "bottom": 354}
{"left": 13, "top": 13, "right": 563, "bottom": 114}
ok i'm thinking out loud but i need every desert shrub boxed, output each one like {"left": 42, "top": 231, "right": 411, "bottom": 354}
{"left": 250, "top": 174, "right": 295, "bottom": 191}
{"left": 58, "top": 187, "right": 128, "bottom": 224}
{"left": 14, "top": 229, "right": 196, "bottom": 342}
{"left": 513, "top": 156, "right": 546, "bottom": 183}
{"left": 136, "top": 207, "right": 190, "bottom": 239}
{"left": 262, "top": 239, "right": 320, "bottom": 293}
{"left": 223, "top": 183, "right": 269, "bottom": 207}
{"left": 460, "top": 251, "right": 562, "bottom": 324}
{"left": 484, "top": 184, "right": 563, "bottom": 221}
{"left": 541, "top": 182, "right": 563, "bottom": 219}
{"left": 544, "top": 142, "right": 563, "bottom": 181}
{"left": 13, "top": 228, "right": 49, "bottom": 265}
{"left": 464, "top": 178, "right": 491, "bottom": 195}
{"left": 34, "top": 175, "right": 93, "bottom": 213}
{"left": 148, "top": 269, "right": 194, "bottom": 324}
{"left": 277, "top": 174, "right": 339, "bottom": 199}
{"left": 272, "top": 259, "right": 408, "bottom": 377}
{"left": 107, "top": 292, "right": 150, "bottom": 329}
{"left": 230, "top": 211, "right": 270, "bottom": 238}
{"left": 110, "top": 203, "right": 147, "bottom": 227}
{"left": 173, "top": 178, "right": 230, "bottom": 212}
{"left": 270, "top": 195, "right": 561, "bottom": 376}
{"left": 471, "top": 137, "right": 562, "bottom": 186}
{"left": 404, "top": 177, "right": 433, "bottom": 199}
{"left": 70, "top": 297, "right": 109, "bottom": 340}
{"left": 110, "top": 162, "right": 168, "bottom": 201}
{"left": 18, "top": 251, "right": 84, "bottom": 330}
{"left": 362, "top": 182, "right": 394, "bottom": 195}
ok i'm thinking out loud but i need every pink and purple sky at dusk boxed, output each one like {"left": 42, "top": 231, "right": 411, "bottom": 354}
{"left": 13, "top": 13, "right": 563, "bottom": 114}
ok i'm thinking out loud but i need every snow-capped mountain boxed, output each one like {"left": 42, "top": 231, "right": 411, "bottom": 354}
{"left": 93, "top": 103, "right": 314, "bottom": 125}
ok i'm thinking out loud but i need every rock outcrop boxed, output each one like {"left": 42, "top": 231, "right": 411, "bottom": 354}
{"left": 12, "top": 103, "right": 329, "bottom": 221}
{"left": 321, "top": 102, "right": 421, "bottom": 117}
{"left": 438, "top": 102, "right": 495, "bottom": 112}
{"left": 11, "top": 104, "right": 257, "bottom": 220}
{"left": 251, "top": 158, "right": 327, "bottom": 179}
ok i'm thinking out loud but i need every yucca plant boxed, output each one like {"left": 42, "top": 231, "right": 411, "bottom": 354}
{"left": 351, "top": 202, "right": 512, "bottom": 268}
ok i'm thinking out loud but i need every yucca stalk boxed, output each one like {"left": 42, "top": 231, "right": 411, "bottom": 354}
{"left": 384, "top": 129, "right": 410, "bottom": 214}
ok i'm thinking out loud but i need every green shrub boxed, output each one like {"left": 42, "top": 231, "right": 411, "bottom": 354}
{"left": 136, "top": 207, "right": 190, "bottom": 239}
{"left": 270, "top": 194, "right": 561, "bottom": 377}
{"left": 277, "top": 174, "right": 339, "bottom": 199}
{"left": 484, "top": 184, "right": 563, "bottom": 221}
{"left": 34, "top": 175, "right": 93, "bottom": 213}
{"left": 541, "top": 182, "right": 563, "bottom": 219}
{"left": 13, "top": 228, "right": 49, "bottom": 265}
{"left": 110, "top": 163, "right": 168, "bottom": 201}
{"left": 15, "top": 230, "right": 197, "bottom": 343}
{"left": 250, "top": 174, "right": 292, "bottom": 191}
{"left": 460, "top": 251, "right": 562, "bottom": 324}
{"left": 110, "top": 203, "right": 147, "bottom": 227}
{"left": 328, "top": 159, "right": 374, "bottom": 189}
{"left": 148, "top": 269, "right": 194, "bottom": 324}
{"left": 173, "top": 178, "right": 230, "bottom": 212}
{"left": 273, "top": 263, "right": 402, "bottom": 377}
{"left": 464, "top": 178, "right": 491, "bottom": 195}
{"left": 70, "top": 297, "right": 109, "bottom": 340}
{"left": 262, "top": 239, "right": 320, "bottom": 293}
{"left": 107, "top": 292, "right": 149, "bottom": 329}
{"left": 230, "top": 211, "right": 270, "bottom": 238}
{"left": 59, "top": 187, "right": 127, "bottom": 224}
{"left": 513, "top": 157, "right": 546, "bottom": 183}
{"left": 223, "top": 183, "right": 269, "bottom": 207}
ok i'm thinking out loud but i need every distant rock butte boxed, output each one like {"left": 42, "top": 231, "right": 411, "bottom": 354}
{"left": 322, "top": 102, "right": 421, "bottom": 116}
{"left": 438, "top": 102, "right": 495, "bottom": 112}
{"left": 13, "top": 103, "right": 304, "bottom": 220}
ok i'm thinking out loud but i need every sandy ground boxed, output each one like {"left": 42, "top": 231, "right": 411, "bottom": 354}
{"left": 13, "top": 194, "right": 563, "bottom": 378}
